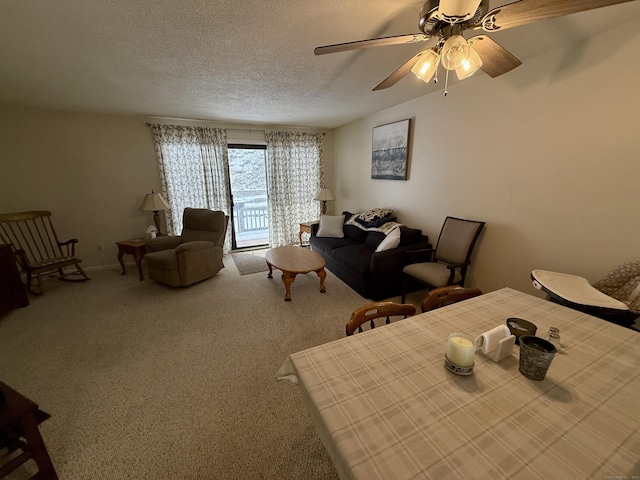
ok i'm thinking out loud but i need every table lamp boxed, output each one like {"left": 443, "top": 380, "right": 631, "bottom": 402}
{"left": 139, "top": 190, "right": 170, "bottom": 235}
{"left": 314, "top": 188, "right": 335, "bottom": 215}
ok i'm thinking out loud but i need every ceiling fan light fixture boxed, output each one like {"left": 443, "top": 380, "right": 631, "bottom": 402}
{"left": 441, "top": 34, "right": 469, "bottom": 71}
{"left": 455, "top": 45, "right": 482, "bottom": 80}
{"left": 411, "top": 49, "right": 440, "bottom": 84}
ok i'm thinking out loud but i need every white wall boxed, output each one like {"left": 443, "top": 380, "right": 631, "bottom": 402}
{"left": 332, "top": 18, "right": 640, "bottom": 295}
{"left": 0, "top": 109, "right": 332, "bottom": 269}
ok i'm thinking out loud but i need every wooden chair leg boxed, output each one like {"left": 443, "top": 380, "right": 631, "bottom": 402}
{"left": 19, "top": 413, "right": 58, "bottom": 479}
{"left": 26, "top": 272, "right": 42, "bottom": 296}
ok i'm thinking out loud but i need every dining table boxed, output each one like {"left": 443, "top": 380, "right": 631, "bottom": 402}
{"left": 276, "top": 287, "right": 640, "bottom": 480}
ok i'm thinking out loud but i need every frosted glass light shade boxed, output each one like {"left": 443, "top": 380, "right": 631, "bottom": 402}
{"left": 441, "top": 34, "right": 470, "bottom": 71}
{"left": 411, "top": 49, "right": 440, "bottom": 84}
{"left": 455, "top": 45, "right": 482, "bottom": 80}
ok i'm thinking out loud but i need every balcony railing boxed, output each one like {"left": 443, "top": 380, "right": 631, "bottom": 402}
{"left": 234, "top": 203, "right": 268, "bottom": 233}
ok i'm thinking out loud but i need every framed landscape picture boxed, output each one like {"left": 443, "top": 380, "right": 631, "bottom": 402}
{"left": 371, "top": 119, "right": 410, "bottom": 180}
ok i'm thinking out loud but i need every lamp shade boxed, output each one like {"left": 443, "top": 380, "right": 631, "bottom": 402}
{"left": 441, "top": 34, "right": 470, "bottom": 71}
{"left": 455, "top": 44, "right": 482, "bottom": 80}
{"left": 139, "top": 192, "right": 170, "bottom": 212}
{"left": 411, "top": 49, "right": 440, "bottom": 84}
{"left": 314, "top": 188, "right": 335, "bottom": 202}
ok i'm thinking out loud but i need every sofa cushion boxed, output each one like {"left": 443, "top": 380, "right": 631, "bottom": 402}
{"left": 399, "top": 226, "right": 423, "bottom": 246}
{"left": 376, "top": 227, "right": 401, "bottom": 252}
{"left": 310, "top": 236, "right": 358, "bottom": 257}
{"left": 365, "top": 232, "right": 386, "bottom": 249}
{"left": 317, "top": 214, "right": 345, "bottom": 238}
{"left": 343, "top": 224, "right": 368, "bottom": 243}
{"left": 330, "top": 244, "right": 374, "bottom": 276}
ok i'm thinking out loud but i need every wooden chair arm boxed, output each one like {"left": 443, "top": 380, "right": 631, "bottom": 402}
{"left": 406, "top": 247, "right": 434, "bottom": 263}
{"left": 446, "top": 261, "right": 470, "bottom": 284}
{"left": 446, "top": 261, "right": 470, "bottom": 270}
{"left": 58, "top": 238, "right": 78, "bottom": 256}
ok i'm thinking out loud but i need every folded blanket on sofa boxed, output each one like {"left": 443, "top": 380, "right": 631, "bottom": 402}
{"left": 350, "top": 208, "right": 394, "bottom": 228}
{"left": 346, "top": 214, "right": 403, "bottom": 236}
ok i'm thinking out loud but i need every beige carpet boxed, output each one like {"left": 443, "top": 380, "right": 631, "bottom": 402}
{"left": 0, "top": 255, "right": 424, "bottom": 479}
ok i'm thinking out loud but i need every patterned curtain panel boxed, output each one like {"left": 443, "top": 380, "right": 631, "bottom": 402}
{"left": 265, "top": 131, "right": 324, "bottom": 247}
{"left": 149, "top": 124, "right": 232, "bottom": 252}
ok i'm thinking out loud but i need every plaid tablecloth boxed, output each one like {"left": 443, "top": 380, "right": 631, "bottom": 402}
{"left": 277, "top": 288, "right": 640, "bottom": 480}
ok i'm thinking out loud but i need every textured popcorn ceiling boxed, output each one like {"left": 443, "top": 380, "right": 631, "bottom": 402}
{"left": 1, "top": 0, "right": 639, "bottom": 128}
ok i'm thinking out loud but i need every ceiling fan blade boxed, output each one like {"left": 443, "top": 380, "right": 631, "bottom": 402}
{"left": 314, "top": 33, "right": 430, "bottom": 55}
{"left": 481, "top": 0, "right": 637, "bottom": 32}
{"left": 438, "top": 0, "right": 483, "bottom": 23}
{"left": 372, "top": 51, "right": 427, "bottom": 91}
{"left": 469, "top": 35, "right": 522, "bottom": 77}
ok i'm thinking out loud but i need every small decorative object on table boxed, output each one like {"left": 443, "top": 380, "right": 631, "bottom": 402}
{"left": 518, "top": 335, "right": 557, "bottom": 380}
{"left": 506, "top": 317, "right": 537, "bottom": 345}
{"left": 445, "top": 332, "right": 475, "bottom": 375}
{"left": 544, "top": 327, "right": 562, "bottom": 351}
{"left": 475, "top": 325, "right": 516, "bottom": 362}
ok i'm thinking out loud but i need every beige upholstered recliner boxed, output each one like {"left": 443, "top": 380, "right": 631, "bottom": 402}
{"left": 145, "top": 208, "right": 228, "bottom": 287}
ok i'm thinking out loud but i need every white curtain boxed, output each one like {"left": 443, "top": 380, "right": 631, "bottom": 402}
{"left": 265, "top": 131, "right": 324, "bottom": 247}
{"left": 149, "top": 124, "right": 232, "bottom": 252}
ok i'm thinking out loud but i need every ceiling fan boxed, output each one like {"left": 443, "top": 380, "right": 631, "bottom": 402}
{"left": 314, "top": 0, "right": 636, "bottom": 95}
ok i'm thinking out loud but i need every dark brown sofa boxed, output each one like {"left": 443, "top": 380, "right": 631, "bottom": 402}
{"left": 310, "top": 211, "right": 431, "bottom": 300}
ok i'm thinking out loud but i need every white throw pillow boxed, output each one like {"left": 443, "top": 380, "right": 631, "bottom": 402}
{"left": 375, "top": 227, "right": 401, "bottom": 252}
{"left": 317, "top": 214, "right": 345, "bottom": 238}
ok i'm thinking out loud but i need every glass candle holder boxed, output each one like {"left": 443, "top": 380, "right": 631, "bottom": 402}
{"left": 446, "top": 332, "right": 475, "bottom": 367}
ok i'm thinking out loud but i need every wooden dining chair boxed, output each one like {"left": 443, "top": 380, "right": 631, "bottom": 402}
{"left": 420, "top": 286, "right": 483, "bottom": 313}
{"left": 346, "top": 301, "right": 416, "bottom": 336}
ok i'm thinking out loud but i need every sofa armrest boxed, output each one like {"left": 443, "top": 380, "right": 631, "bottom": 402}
{"left": 146, "top": 235, "right": 182, "bottom": 252}
{"left": 176, "top": 244, "right": 223, "bottom": 285}
{"left": 370, "top": 240, "right": 432, "bottom": 274}
{"left": 175, "top": 240, "right": 216, "bottom": 253}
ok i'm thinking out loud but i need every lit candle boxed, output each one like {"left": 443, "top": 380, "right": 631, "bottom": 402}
{"left": 446, "top": 333, "right": 475, "bottom": 367}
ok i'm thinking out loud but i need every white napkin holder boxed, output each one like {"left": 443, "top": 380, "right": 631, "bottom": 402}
{"left": 475, "top": 325, "right": 516, "bottom": 362}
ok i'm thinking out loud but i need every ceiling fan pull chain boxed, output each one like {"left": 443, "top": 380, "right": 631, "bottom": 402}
{"left": 444, "top": 68, "right": 450, "bottom": 96}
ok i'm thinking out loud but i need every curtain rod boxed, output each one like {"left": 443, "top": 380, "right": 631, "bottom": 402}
{"left": 145, "top": 122, "right": 325, "bottom": 135}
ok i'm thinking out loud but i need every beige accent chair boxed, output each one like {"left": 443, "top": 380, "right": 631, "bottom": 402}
{"left": 145, "top": 208, "right": 228, "bottom": 287}
{"left": 401, "top": 216, "right": 485, "bottom": 302}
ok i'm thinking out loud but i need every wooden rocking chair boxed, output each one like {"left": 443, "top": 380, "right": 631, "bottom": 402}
{"left": 0, "top": 211, "right": 89, "bottom": 295}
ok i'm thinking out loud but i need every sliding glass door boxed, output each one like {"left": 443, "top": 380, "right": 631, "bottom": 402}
{"left": 227, "top": 144, "right": 269, "bottom": 249}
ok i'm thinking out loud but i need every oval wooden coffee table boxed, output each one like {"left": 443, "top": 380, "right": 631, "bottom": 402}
{"left": 265, "top": 246, "right": 326, "bottom": 301}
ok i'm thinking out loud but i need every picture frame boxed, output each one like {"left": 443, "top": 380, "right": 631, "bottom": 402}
{"left": 371, "top": 119, "right": 410, "bottom": 180}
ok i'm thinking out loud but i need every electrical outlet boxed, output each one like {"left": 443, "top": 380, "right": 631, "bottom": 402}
{"left": 97, "top": 243, "right": 104, "bottom": 251}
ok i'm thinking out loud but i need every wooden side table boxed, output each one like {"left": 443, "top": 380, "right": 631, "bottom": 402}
{"left": 116, "top": 238, "right": 147, "bottom": 281}
{"left": 298, "top": 221, "right": 318, "bottom": 246}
